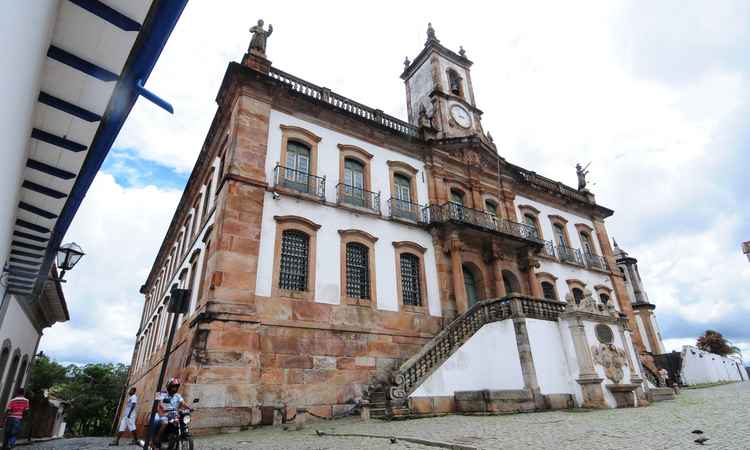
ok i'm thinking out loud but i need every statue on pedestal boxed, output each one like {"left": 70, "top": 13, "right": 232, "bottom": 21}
{"left": 576, "top": 162, "right": 590, "bottom": 191}
{"left": 249, "top": 19, "right": 273, "bottom": 56}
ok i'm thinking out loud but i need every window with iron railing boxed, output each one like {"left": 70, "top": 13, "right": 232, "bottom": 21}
{"left": 388, "top": 197, "right": 421, "bottom": 221}
{"left": 337, "top": 183, "right": 380, "bottom": 214}
{"left": 557, "top": 245, "right": 584, "bottom": 265}
{"left": 279, "top": 230, "right": 309, "bottom": 291}
{"left": 273, "top": 164, "right": 326, "bottom": 199}
{"left": 400, "top": 253, "right": 422, "bottom": 306}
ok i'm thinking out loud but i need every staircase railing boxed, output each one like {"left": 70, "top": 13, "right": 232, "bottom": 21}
{"left": 386, "top": 294, "right": 565, "bottom": 403}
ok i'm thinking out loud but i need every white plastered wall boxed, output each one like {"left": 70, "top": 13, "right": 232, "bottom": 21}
{"left": 410, "top": 320, "right": 524, "bottom": 397}
{"left": 526, "top": 319, "right": 577, "bottom": 396}
{"left": 680, "top": 345, "right": 746, "bottom": 385}
{"left": 0, "top": 295, "right": 41, "bottom": 387}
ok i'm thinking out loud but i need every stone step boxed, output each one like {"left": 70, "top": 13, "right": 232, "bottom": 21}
{"left": 651, "top": 387, "right": 675, "bottom": 401}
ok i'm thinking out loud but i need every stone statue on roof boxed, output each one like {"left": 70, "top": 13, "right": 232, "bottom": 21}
{"left": 576, "top": 162, "right": 590, "bottom": 191}
{"left": 249, "top": 19, "right": 273, "bottom": 56}
{"left": 426, "top": 22, "right": 439, "bottom": 43}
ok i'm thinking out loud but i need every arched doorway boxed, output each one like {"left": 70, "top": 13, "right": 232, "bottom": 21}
{"left": 463, "top": 265, "right": 479, "bottom": 307}
{"left": 502, "top": 270, "right": 521, "bottom": 294}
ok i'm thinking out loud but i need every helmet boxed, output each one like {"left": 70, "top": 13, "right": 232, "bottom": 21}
{"left": 167, "top": 377, "right": 182, "bottom": 388}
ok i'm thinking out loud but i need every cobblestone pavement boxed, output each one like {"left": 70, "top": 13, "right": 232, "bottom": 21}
{"left": 25, "top": 382, "right": 750, "bottom": 450}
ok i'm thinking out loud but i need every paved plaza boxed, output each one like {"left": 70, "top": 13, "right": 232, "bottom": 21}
{"left": 25, "top": 382, "right": 749, "bottom": 450}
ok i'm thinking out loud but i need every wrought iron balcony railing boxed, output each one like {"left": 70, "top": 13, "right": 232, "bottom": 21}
{"left": 273, "top": 164, "right": 326, "bottom": 200}
{"left": 422, "top": 203, "right": 541, "bottom": 242}
{"left": 541, "top": 240, "right": 556, "bottom": 258}
{"left": 556, "top": 245, "right": 585, "bottom": 266}
{"left": 336, "top": 183, "right": 381, "bottom": 214}
{"left": 584, "top": 252, "right": 609, "bottom": 271}
{"left": 388, "top": 197, "right": 423, "bottom": 222}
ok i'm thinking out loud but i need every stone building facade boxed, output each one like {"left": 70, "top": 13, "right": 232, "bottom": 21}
{"left": 126, "top": 24, "right": 666, "bottom": 433}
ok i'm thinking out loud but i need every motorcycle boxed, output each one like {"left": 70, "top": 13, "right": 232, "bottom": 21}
{"left": 158, "top": 399, "right": 198, "bottom": 450}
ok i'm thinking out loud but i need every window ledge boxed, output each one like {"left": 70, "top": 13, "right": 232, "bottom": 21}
{"left": 273, "top": 186, "right": 325, "bottom": 203}
{"left": 343, "top": 297, "right": 374, "bottom": 307}
{"left": 402, "top": 304, "right": 428, "bottom": 314}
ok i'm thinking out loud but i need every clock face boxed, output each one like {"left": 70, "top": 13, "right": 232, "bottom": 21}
{"left": 450, "top": 104, "right": 472, "bottom": 128}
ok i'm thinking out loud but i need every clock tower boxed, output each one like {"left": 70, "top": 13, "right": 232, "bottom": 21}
{"left": 401, "top": 23, "right": 484, "bottom": 140}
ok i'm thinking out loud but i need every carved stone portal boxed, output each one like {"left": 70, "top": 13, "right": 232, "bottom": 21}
{"left": 591, "top": 343, "right": 628, "bottom": 384}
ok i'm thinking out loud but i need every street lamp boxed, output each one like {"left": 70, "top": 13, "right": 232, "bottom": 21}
{"left": 56, "top": 242, "right": 85, "bottom": 280}
{"left": 743, "top": 241, "right": 750, "bottom": 262}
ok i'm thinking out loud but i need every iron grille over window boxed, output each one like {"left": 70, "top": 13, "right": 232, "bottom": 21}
{"left": 346, "top": 243, "right": 370, "bottom": 299}
{"left": 279, "top": 230, "right": 309, "bottom": 291}
{"left": 400, "top": 253, "right": 421, "bottom": 306}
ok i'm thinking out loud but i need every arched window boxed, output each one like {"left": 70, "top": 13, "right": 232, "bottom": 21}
{"left": 485, "top": 200, "right": 498, "bottom": 216}
{"left": 393, "top": 174, "right": 414, "bottom": 219}
{"left": 0, "top": 341, "right": 11, "bottom": 397}
{"left": 572, "top": 288, "right": 585, "bottom": 305}
{"left": 541, "top": 282, "right": 557, "bottom": 300}
{"left": 400, "top": 253, "right": 421, "bottom": 306}
{"left": 187, "top": 252, "right": 200, "bottom": 314}
{"left": 15, "top": 355, "right": 29, "bottom": 389}
{"left": 524, "top": 214, "right": 537, "bottom": 230}
{"left": 502, "top": 270, "right": 521, "bottom": 294}
{"left": 447, "top": 69, "right": 464, "bottom": 98}
{"left": 346, "top": 243, "right": 370, "bottom": 299}
{"left": 202, "top": 168, "right": 214, "bottom": 220}
{"left": 284, "top": 141, "right": 311, "bottom": 191}
{"left": 450, "top": 189, "right": 465, "bottom": 206}
{"left": 0, "top": 351, "right": 21, "bottom": 409}
{"left": 553, "top": 224, "right": 567, "bottom": 247}
{"left": 279, "top": 230, "right": 310, "bottom": 291}
{"left": 462, "top": 265, "right": 478, "bottom": 307}
{"left": 343, "top": 158, "right": 366, "bottom": 206}
{"left": 580, "top": 232, "right": 594, "bottom": 255}
{"left": 599, "top": 293, "right": 610, "bottom": 304}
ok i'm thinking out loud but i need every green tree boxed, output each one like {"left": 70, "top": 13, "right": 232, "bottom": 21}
{"left": 47, "top": 363, "right": 128, "bottom": 436}
{"left": 26, "top": 352, "right": 68, "bottom": 404}
{"left": 696, "top": 330, "right": 733, "bottom": 356}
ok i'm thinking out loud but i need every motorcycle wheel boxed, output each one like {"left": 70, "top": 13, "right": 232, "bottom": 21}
{"left": 167, "top": 436, "right": 194, "bottom": 450}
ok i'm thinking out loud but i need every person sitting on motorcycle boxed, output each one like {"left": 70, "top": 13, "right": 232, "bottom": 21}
{"left": 153, "top": 378, "right": 191, "bottom": 448}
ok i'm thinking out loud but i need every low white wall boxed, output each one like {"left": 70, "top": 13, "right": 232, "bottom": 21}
{"left": 680, "top": 346, "right": 746, "bottom": 385}
{"left": 410, "top": 321, "right": 524, "bottom": 397}
{"left": 526, "top": 319, "right": 576, "bottom": 395}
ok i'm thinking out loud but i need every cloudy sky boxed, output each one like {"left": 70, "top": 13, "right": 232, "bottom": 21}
{"left": 39, "top": 0, "right": 750, "bottom": 364}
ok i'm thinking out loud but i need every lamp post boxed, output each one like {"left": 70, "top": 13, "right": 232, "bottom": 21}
{"left": 142, "top": 287, "right": 190, "bottom": 450}
{"left": 743, "top": 241, "right": 750, "bottom": 262}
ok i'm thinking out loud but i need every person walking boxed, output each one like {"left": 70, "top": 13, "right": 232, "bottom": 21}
{"left": 3, "top": 388, "right": 29, "bottom": 450}
{"left": 111, "top": 387, "right": 139, "bottom": 446}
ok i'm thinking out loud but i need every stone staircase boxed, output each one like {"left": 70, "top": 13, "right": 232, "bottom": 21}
{"left": 365, "top": 294, "right": 565, "bottom": 419}
{"left": 642, "top": 365, "right": 676, "bottom": 401}
{"left": 650, "top": 387, "right": 676, "bottom": 401}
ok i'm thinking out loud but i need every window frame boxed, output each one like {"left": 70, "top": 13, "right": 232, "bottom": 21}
{"left": 565, "top": 278, "right": 587, "bottom": 304}
{"left": 536, "top": 272, "right": 560, "bottom": 300}
{"left": 338, "top": 229, "right": 378, "bottom": 307}
{"left": 518, "top": 205, "right": 544, "bottom": 240}
{"left": 272, "top": 215, "right": 320, "bottom": 301}
{"left": 393, "top": 241, "right": 428, "bottom": 313}
{"left": 549, "top": 215, "right": 571, "bottom": 248}
{"left": 279, "top": 125, "right": 321, "bottom": 177}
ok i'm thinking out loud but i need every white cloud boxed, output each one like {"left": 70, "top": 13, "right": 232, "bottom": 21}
{"left": 39, "top": 174, "right": 181, "bottom": 363}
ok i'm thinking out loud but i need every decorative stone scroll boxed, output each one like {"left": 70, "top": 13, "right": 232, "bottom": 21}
{"left": 563, "top": 289, "right": 620, "bottom": 322}
{"left": 591, "top": 343, "right": 628, "bottom": 384}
